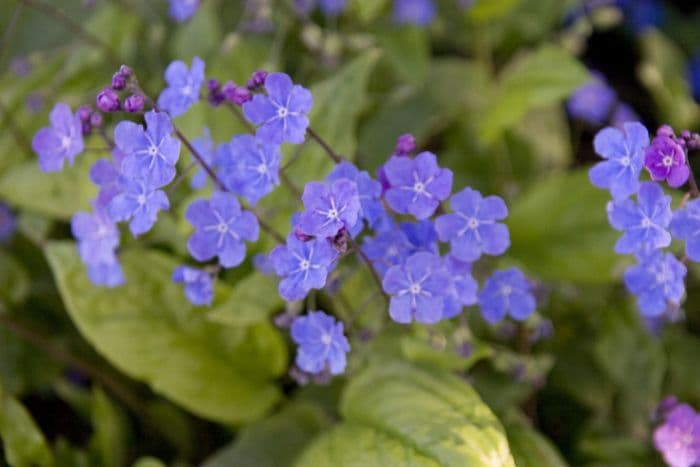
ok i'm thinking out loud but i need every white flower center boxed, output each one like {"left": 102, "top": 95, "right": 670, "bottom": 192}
{"left": 60, "top": 135, "right": 72, "bottom": 149}
{"left": 501, "top": 285, "right": 512, "bottom": 296}
{"left": 216, "top": 223, "right": 228, "bottom": 233}
{"left": 277, "top": 107, "right": 288, "bottom": 118}
{"left": 662, "top": 155, "right": 673, "bottom": 167}
{"left": 320, "top": 334, "right": 332, "bottom": 345}
{"left": 620, "top": 156, "right": 631, "bottom": 167}
{"left": 148, "top": 145, "right": 158, "bottom": 156}
{"left": 181, "top": 85, "right": 193, "bottom": 96}
{"left": 410, "top": 283, "right": 422, "bottom": 294}
{"left": 413, "top": 182, "right": 425, "bottom": 193}
{"left": 327, "top": 208, "right": 338, "bottom": 220}
{"left": 137, "top": 194, "right": 147, "bottom": 205}
{"left": 467, "top": 217, "right": 479, "bottom": 229}
{"left": 641, "top": 218, "right": 652, "bottom": 228}
{"left": 387, "top": 246, "right": 398, "bottom": 258}
{"left": 300, "top": 259, "right": 310, "bottom": 270}
{"left": 256, "top": 163, "right": 268, "bottom": 174}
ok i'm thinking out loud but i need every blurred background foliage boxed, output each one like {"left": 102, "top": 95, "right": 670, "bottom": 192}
{"left": 1, "top": 0, "right": 700, "bottom": 465}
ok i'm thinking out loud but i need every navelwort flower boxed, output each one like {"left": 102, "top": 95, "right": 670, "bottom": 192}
{"left": 653, "top": 403, "right": 700, "bottom": 467}
{"left": 400, "top": 219, "right": 439, "bottom": 254}
{"left": 108, "top": 178, "right": 170, "bottom": 237}
{"left": 168, "top": 0, "right": 200, "bottom": 21}
{"left": 566, "top": 71, "right": 618, "bottom": 126}
{"left": 115, "top": 110, "right": 181, "bottom": 189}
{"left": 383, "top": 151, "right": 453, "bottom": 220}
{"left": 624, "top": 251, "right": 686, "bottom": 316}
{"left": 606, "top": 181, "right": 672, "bottom": 255}
{"left": 644, "top": 135, "right": 689, "bottom": 188}
{"left": 442, "top": 254, "right": 478, "bottom": 319}
{"left": 589, "top": 121, "right": 649, "bottom": 200}
{"left": 190, "top": 128, "right": 216, "bottom": 190}
{"left": 185, "top": 192, "right": 260, "bottom": 268}
{"left": 32, "top": 103, "right": 84, "bottom": 172}
{"left": 71, "top": 206, "right": 124, "bottom": 287}
{"left": 242, "top": 72, "right": 313, "bottom": 145}
{"left": 217, "top": 134, "right": 281, "bottom": 205}
{"left": 269, "top": 235, "right": 338, "bottom": 301}
{"left": 670, "top": 198, "right": 700, "bottom": 262}
{"left": 478, "top": 268, "right": 535, "bottom": 324}
{"left": 362, "top": 228, "right": 412, "bottom": 277}
{"left": 382, "top": 251, "right": 451, "bottom": 324}
{"left": 291, "top": 311, "right": 350, "bottom": 375}
{"left": 172, "top": 266, "right": 214, "bottom": 306}
{"left": 326, "top": 162, "right": 384, "bottom": 229}
{"left": 297, "top": 179, "right": 361, "bottom": 239}
{"left": 393, "top": 0, "right": 436, "bottom": 26}
{"left": 157, "top": 57, "right": 205, "bottom": 117}
{"left": 435, "top": 187, "right": 510, "bottom": 262}
{"left": 89, "top": 149, "right": 126, "bottom": 208}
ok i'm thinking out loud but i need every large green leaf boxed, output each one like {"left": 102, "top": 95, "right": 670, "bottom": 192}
{"left": 507, "top": 170, "right": 621, "bottom": 284}
{"left": 378, "top": 26, "right": 429, "bottom": 86}
{"left": 0, "top": 381, "right": 53, "bottom": 467}
{"left": 295, "top": 363, "right": 515, "bottom": 466}
{"left": 202, "top": 402, "right": 329, "bottom": 467}
{"left": 45, "top": 242, "right": 287, "bottom": 425}
{"left": 479, "top": 45, "right": 588, "bottom": 143}
{"left": 505, "top": 415, "right": 568, "bottom": 467}
{"left": 207, "top": 272, "right": 284, "bottom": 327}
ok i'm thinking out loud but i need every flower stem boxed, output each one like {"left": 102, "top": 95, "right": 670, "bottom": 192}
{"left": 306, "top": 127, "right": 343, "bottom": 163}
{"left": 688, "top": 167, "right": 700, "bottom": 198}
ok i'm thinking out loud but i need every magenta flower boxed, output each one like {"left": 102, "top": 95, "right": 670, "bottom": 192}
{"left": 644, "top": 135, "right": 689, "bottom": 188}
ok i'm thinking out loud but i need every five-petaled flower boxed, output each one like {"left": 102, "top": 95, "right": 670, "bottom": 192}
{"left": 442, "top": 254, "right": 478, "bottom": 319}
{"left": 362, "top": 228, "right": 412, "bottom": 277}
{"left": 71, "top": 206, "right": 124, "bottom": 287}
{"left": 624, "top": 251, "right": 686, "bottom": 317}
{"left": 291, "top": 311, "right": 350, "bottom": 375}
{"left": 32, "top": 103, "right": 84, "bottom": 172}
{"left": 478, "top": 268, "right": 535, "bottom": 324}
{"left": 115, "top": 110, "right": 181, "bottom": 189}
{"left": 269, "top": 235, "right": 338, "bottom": 301}
{"left": 607, "top": 181, "right": 672, "bottom": 255}
{"left": 393, "top": 0, "right": 436, "bottom": 26}
{"left": 589, "top": 121, "right": 649, "bottom": 200}
{"left": 382, "top": 251, "right": 451, "bottom": 324}
{"left": 242, "top": 72, "right": 313, "bottom": 145}
{"left": 670, "top": 198, "right": 700, "bottom": 262}
{"left": 108, "top": 178, "right": 170, "bottom": 237}
{"left": 185, "top": 192, "right": 260, "bottom": 268}
{"left": 435, "top": 187, "right": 510, "bottom": 262}
{"left": 653, "top": 403, "right": 700, "bottom": 467}
{"left": 172, "top": 266, "right": 214, "bottom": 306}
{"left": 157, "top": 57, "right": 205, "bottom": 117}
{"left": 644, "top": 135, "right": 690, "bottom": 188}
{"left": 326, "top": 162, "right": 384, "bottom": 230}
{"left": 383, "top": 152, "right": 453, "bottom": 220}
{"left": 297, "top": 179, "right": 361, "bottom": 239}
{"left": 217, "top": 134, "right": 281, "bottom": 205}
{"left": 168, "top": 0, "right": 200, "bottom": 21}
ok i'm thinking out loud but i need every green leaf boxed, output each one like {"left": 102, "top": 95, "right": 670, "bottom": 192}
{"left": 0, "top": 381, "right": 53, "bottom": 467}
{"left": 479, "top": 45, "right": 589, "bottom": 143}
{"left": 203, "top": 402, "right": 329, "bottom": 467}
{"left": 90, "top": 388, "right": 128, "bottom": 467}
{"left": 507, "top": 170, "right": 621, "bottom": 284}
{"left": 45, "top": 242, "right": 287, "bottom": 425}
{"left": 378, "top": 26, "right": 430, "bottom": 85}
{"left": 295, "top": 363, "right": 515, "bottom": 466}
{"left": 132, "top": 458, "right": 166, "bottom": 467}
{"left": 171, "top": 0, "right": 223, "bottom": 59}
{"left": 0, "top": 252, "right": 29, "bottom": 306}
{"left": 350, "top": 0, "right": 390, "bottom": 23}
{"left": 468, "top": 0, "right": 521, "bottom": 22}
{"left": 505, "top": 415, "right": 568, "bottom": 467}
{"left": 207, "top": 272, "right": 284, "bottom": 327}
{"left": 0, "top": 157, "right": 97, "bottom": 221}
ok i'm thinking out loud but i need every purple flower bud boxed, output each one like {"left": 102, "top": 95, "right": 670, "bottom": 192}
{"left": 77, "top": 105, "right": 92, "bottom": 122}
{"left": 207, "top": 79, "right": 225, "bottom": 106}
{"left": 118, "top": 65, "right": 133, "bottom": 78}
{"left": 294, "top": 229, "right": 315, "bottom": 242}
{"left": 222, "top": 81, "right": 252, "bottom": 105}
{"left": 394, "top": 133, "right": 416, "bottom": 156}
{"left": 656, "top": 395, "right": 680, "bottom": 420}
{"left": 644, "top": 135, "right": 689, "bottom": 188}
{"left": 681, "top": 130, "right": 692, "bottom": 140}
{"left": 89, "top": 112, "right": 103, "bottom": 127}
{"left": 657, "top": 124, "right": 675, "bottom": 138}
{"left": 81, "top": 120, "right": 92, "bottom": 136}
{"left": 96, "top": 88, "right": 120, "bottom": 112}
{"left": 111, "top": 72, "right": 127, "bottom": 91}
{"left": 123, "top": 94, "right": 144, "bottom": 113}
{"left": 247, "top": 70, "right": 268, "bottom": 90}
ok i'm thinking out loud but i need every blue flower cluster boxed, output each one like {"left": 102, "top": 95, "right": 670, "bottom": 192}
{"left": 588, "top": 121, "right": 700, "bottom": 317}
{"left": 32, "top": 59, "right": 539, "bottom": 378}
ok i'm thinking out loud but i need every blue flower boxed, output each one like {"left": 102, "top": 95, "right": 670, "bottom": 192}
{"left": 362, "top": 228, "right": 412, "bottom": 277}
{"left": 291, "top": 311, "right": 349, "bottom": 375}
{"left": 269, "top": 236, "right": 338, "bottom": 301}
{"left": 168, "top": 0, "right": 200, "bottom": 21}
{"left": 393, "top": 0, "right": 436, "bottom": 26}
{"left": 435, "top": 187, "right": 509, "bottom": 262}
{"left": 185, "top": 192, "right": 259, "bottom": 268}
{"left": 671, "top": 199, "right": 700, "bottom": 262}
{"left": 478, "top": 268, "right": 536, "bottom": 324}
{"left": 689, "top": 54, "right": 700, "bottom": 104}
{"left": 400, "top": 219, "right": 438, "bottom": 254}
{"left": 0, "top": 203, "right": 16, "bottom": 243}
{"left": 90, "top": 149, "right": 127, "bottom": 208}
{"left": 217, "top": 134, "right": 281, "bottom": 205}
{"left": 607, "top": 181, "right": 672, "bottom": 255}
{"left": 172, "top": 266, "right": 214, "bottom": 306}
{"left": 86, "top": 261, "right": 125, "bottom": 288}
{"left": 108, "top": 178, "right": 170, "bottom": 237}
{"left": 242, "top": 73, "right": 313, "bottom": 145}
{"left": 589, "top": 122, "right": 649, "bottom": 200}
{"left": 611, "top": 104, "right": 639, "bottom": 130}
{"left": 115, "top": 110, "right": 181, "bottom": 189}
{"left": 383, "top": 152, "right": 453, "bottom": 220}
{"left": 566, "top": 72, "right": 618, "bottom": 126}
{"left": 71, "top": 208, "right": 121, "bottom": 266}
{"left": 190, "top": 128, "right": 216, "bottom": 189}
{"left": 157, "top": 57, "right": 205, "bottom": 117}
{"left": 31, "top": 103, "right": 84, "bottom": 172}
{"left": 442, "top": 255, "right": 478, "bottom": 319}
{"left": 318, "top": 0, "right": 346, "bottom": 16}
{"left": 618, "top": 0, "right": 663, "bottom": 33}
{"left": 624, "top": 251, "right": 686, "bottom": 317}
{"left": 653, "top": 403, "right": 700, "bottom": 467}
{"left": 382, "top": 251, "right": 451, "bottom": 324}
{"left": 297, "top": 179, "right": 361, "bottom": 239}
{"left": 326, "top": 162, "right": 384, "bottom": 229}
